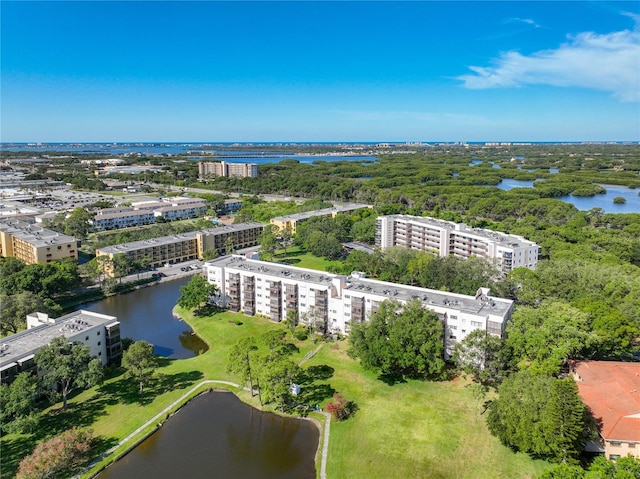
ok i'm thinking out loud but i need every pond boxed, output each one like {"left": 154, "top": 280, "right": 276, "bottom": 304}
{"left": 80, "top": 277, "right": 208, "bottom": 359}
{"left": 493, "top": 180, "right": 639, "bottom": 213}
{"left": 97, "top": 391, "right": 318, "bottom": 479}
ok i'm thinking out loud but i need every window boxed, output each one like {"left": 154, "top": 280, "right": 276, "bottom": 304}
{"left": 97, "top": 331, "right": 101, "bottom": 336}
{"left": 85, "top": 336, "right": 89, "bottom": 341}
{"left": 470, "top": 321, "right": 483, "bottom": 328}
{"left": 58, "top": 245, "right": 62, "bottom": 250}
{"left": 450, "top": 315, "right": 458, "bottom": 320}
{"left": 629, "top": 443, "right": 636, "bottom": 448}
{"left": 97, "top": 341, "right": 101, "bottom": 346}
{"left": 609, "top": 455, "right": 620, "bottom": 460}
{"left": 610, "top": 441, "right": 622, "bottom": 447}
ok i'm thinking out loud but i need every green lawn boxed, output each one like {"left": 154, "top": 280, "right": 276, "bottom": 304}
{"left": 274, "top": 246, "right": 343, "bottom": 272}
{"left": 1, "top": 307, "right": 550, "bottom": 479}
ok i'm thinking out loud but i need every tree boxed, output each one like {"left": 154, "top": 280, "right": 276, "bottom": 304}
{"left": 259, "top": 225, "right": 279, "bottom": 261}
{"left": 177, "top": 275, "right": 217, "bottom": 312}
{"left": 34, "top": 337, "right": 103, "bottom": 410}
{"left": 544, "top": 379, "right": 590, "bottom": 464}
{"left": 349, "top": 299, "right": 446, "bottom": 380}
{"left": 0, "top": 372, "right": 39, "bottom": 434}
{"left": 256, "top": 355, "right": 299, "bottom": 412}
{"left": 453, "top": 330, "right": 509, "bottom": 388}
{"left": 64, "top": 207, "right": 93, "bottom": 240}
{"left": 16, "top": 428, "right": 94, "bottom": 479}
{"left": 506, "top": 301, "right": 596, "bottom": 375}
{"left": 226, "top": 337, "right": 258, "bottom": 396}
{"left": 487, "top": 370, "right": 591, "bottom": 462}
{"left": 112, "top": 253, "right": 133, "bottom": 283}
{"left": 201, "top": 248, "right": 219, "bottom": 261}
{"left": 121, "top": 340, "right": 158, "bottom": 394}
{"left": 325, "top": 392, "right": 359, "bottom": 421}
{"left": 0, "top": 291, "right": 62, "bottom": 335}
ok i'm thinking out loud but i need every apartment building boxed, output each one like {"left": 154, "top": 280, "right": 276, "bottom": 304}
{"left": 572, "top": 361, "right": 640, "bottom": 460}
{"left": 376, "top": 215, "right": 539, "bottom": 273}
{"left": 95, "top": 222, "right": 264, "bottom": 276}
{"left": 91, "top": 198, "right": 207, "bottom": 231}
{"left": 270, "top": 204, "right": 371, "bottom": 234}
{"left": 92, "top": 210, "right": 156, "bottom": 232}
{"left": 0, "top": 310, "right": 122, "bottom": 385}
{"left": 153, "top": 204, "right": 207, "bottom": 222}
{"left": 198, "top": 161, "right": 258, "bottom": 179}
{"left": 204, "top": 255, "right": 514, "bottom": 357}
{"left": 0, "top": 219, "right": 78, "bottom": 264}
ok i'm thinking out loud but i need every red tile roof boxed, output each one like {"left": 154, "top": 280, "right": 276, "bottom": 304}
{"left": 573, "top": 361, "right": 640, "bottom": 442}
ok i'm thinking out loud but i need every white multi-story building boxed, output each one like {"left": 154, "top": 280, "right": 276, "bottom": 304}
{"left": 0, "top": 310, "right": 122, "bottom": 385}
{"left": 91, "top": 210, "right": 156, "bottom": 231}
{"left": 376, "top": 215, "right": 539, "bottom": 273}
{"left": 204, "top": 255, "right": 514, "bottom": 357}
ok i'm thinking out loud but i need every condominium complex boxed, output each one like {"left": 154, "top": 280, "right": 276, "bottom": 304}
{"left": 95, "top": 222, "right": 264, "bottom": 276}
{"left": 91, "top": 198, "right": 207, "bottom": 231}
{"left": 270, "top": 203, "right": 372, "bottom": 234}
{"left": 0, "top": 219, "right": 78, "bottom": 264}
{"left": 198, "top": 161, "right": 258, "bottom": 179}
{"left": 0, "top": 310, "right": 122, "bottom": 385}
{"left": 204, "top": 255, "right": 514, "bottom": 357}
{"left": 376, "top": 215, "right": 539, "bottom": 273}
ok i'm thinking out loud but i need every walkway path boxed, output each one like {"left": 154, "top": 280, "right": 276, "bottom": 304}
{"left": 80, "top": 379, "right": 331, "bottom": 479}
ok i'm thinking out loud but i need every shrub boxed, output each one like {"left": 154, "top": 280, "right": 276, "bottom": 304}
{"left": 17, "top": 428, "right": 94, "bottom": 479}
{"left": 294, "top": 329, "right": 308, "bottom": 341}
{"left": 325, "top": 392, "right": 358, "bottom": 421}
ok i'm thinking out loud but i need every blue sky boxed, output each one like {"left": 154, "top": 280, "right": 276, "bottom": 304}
{"left": 2, "top": 1, "right": 639, "bottom": 142}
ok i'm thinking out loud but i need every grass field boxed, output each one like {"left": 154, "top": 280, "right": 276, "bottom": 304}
{"left": 274, "top": 247, "right": 343, "bottom": 272}
{"left": 0, "top": 306, "right": 550, "bottom": 479}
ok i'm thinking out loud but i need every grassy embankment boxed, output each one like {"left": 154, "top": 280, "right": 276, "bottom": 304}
{"left": 0, "top": 250, "right": 550, "bottom": 479}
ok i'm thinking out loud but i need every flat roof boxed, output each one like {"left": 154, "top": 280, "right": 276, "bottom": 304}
{"left": 0, "top": 310, "right": 118, "bottom": 368}
{"left": 96, "top": 222, "right": 264, "bottom": 254}
{"left": 93, "top": 210, "right": 154, "bottom": 221}
{"left": 383, "top": 215, "right": 537, "bottom": 249}
{"left": 0, "top": 218, "right": 77, "bottom": 247}
{"left": 272, "top": 203, "right": 371, "bottom": 222}
{"left": 206, "top": 255, "right": 513, "bottom": 318}
{"left": 573, "top": 361, "right": 640, "bottom": 442}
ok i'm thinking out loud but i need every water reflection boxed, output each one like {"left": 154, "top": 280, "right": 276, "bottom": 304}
{"left": 80, "top": 277, "right": 208, "bottom": 359}
{"left": 97, "top": 391, "right": 318, "bottom": 479}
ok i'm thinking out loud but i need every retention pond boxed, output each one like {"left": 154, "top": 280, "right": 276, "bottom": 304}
{"left": 97, "top": 390, "right": 319, "bottom": 479}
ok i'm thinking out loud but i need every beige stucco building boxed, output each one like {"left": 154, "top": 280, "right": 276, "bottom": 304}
{"left": 95, "top": 222, "right": 264, "bottom": 276}
{"left": 0, "top": 219, "right": 78, "bottom": 264}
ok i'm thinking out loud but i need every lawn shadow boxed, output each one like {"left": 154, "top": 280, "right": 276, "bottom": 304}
{"left": 279, "top": 258, "right": 301, "bottom": 265}
{"left": 194, "top": 304, "right": 224, "bottom": 317}
{"left": 377, "top": 372, "right": 407, "bottom": 385}
{"left": 295, "top": 383, "right": 336, "bottom": 407}
{"left": 34, "top": 392, "right": 114, "bottom": 440}
{"left": 97, "top": 368, "right": 204, "bottom": 406}
{"left": 153, "top": 370, "right": 204, "bottom": 394}
{"left": 0, "top": 435, "right": 38, "bottom": 479}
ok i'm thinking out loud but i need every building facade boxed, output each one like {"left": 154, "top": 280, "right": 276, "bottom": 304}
{"left": 204, "top": 255, "right": 514, "bottom": 357}
{"left": 376, "top": 215, "right": 539, "bottom": 273}
{"left": 95, "top": 222, "right": 264, "bottom": 276}
{"left": 270, "top": 204, "right": 372, "bottom": 234}
{"left": 0, "top": 310, "right": 122, "bottom": 385}
{"left": 572, "top": 361, "right": 640, "bottom": 460}
{"left": 198, "top": 161, "right": 258, "bottom": 179}
{"left": 0, "top": 219, "right": 78, "bottom": 264}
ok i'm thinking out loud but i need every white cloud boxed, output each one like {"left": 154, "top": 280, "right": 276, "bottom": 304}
{"left": 505, "top": 17, "right": 540, "bottom": 28}
{"left": 458, "top": 27, "right": 640, "bottom": 102}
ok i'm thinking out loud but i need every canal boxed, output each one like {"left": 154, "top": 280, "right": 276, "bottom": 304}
{"left": 97, "top": 390, "right": 319, "bottom": 479}
{"left": 80, "top": 277, "right": 208, "bottom": 359}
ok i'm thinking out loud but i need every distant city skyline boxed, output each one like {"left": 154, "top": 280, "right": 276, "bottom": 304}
{"left": 1, "top": 1, "right": 639, "bottom": 142}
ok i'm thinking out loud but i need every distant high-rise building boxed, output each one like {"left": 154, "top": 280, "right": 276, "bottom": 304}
{"left": 198, "top": 161, "right": 258, "bottom": 179}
